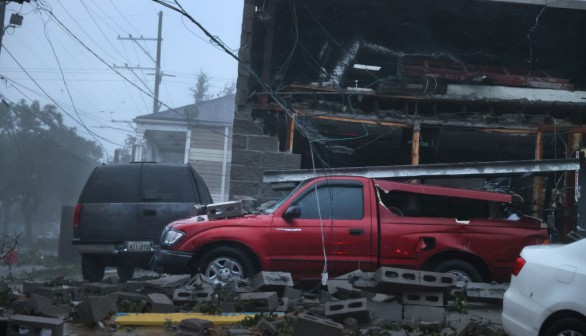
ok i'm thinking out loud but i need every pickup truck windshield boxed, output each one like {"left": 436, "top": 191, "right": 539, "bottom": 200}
{"left": 260, "top": 180, "right": 309, "bottom": 214}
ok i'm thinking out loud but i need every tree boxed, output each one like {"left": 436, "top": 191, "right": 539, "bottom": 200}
{"left": 190, "top": 69, "right": 211, "bottom": 104}
{"left": 189, "top": 69, "right": 236, "bottom": 104}
{"left": 0, "top": 100, "right": 102, "bottom": 244}
{"left": 219, "top": 81, "right": 236, "bottom": 97}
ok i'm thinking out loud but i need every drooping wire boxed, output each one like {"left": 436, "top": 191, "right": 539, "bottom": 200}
{"left": 1, "top": 45, "right": 113, "bottom": 156}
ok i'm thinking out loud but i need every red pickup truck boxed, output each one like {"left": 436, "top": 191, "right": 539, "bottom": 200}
{"left": 153, "top": 176, "right": 548, "bottom": 285}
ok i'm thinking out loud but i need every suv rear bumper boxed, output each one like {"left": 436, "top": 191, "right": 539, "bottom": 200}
{"left": 152, "top": 249, "right": 194, "bottom": 274}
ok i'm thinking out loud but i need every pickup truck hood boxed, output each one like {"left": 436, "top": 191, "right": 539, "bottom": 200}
{"left": 168, "top": 213, "right": 271, "bottom": 231}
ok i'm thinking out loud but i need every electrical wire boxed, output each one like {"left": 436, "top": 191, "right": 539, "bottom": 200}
{"left": 36, "top": 6, "right": 189, "bottom": 120}
{"left": 1, "top": 45, "right": 114, "bottom": 156}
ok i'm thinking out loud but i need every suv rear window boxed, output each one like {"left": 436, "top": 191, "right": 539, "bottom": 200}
{"left": 140, "top": 164, "right": 197, "bottom": 203}
{"left": 81, "top": 165, "right": 140, "bottom": 203}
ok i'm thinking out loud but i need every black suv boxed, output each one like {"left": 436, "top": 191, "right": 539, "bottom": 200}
{"left": 72, "top": 162, "right": 213, "bottom": 282}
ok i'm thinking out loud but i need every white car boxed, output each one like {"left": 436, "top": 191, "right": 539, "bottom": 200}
{"left": 502, "top": 238, "right": 586, "bottom": 336}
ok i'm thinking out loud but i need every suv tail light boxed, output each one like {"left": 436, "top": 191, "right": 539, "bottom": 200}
{"left": 73, "top": 204, "right": 81, "bottom": 229}
{"left": 512, "top": 256, "right": 526, "bottom": 276}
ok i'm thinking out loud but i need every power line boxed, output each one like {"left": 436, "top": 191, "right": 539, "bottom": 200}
{"left": 38, "top": 6, "right": 188, "bottom": 119}
{"left": 1, "top": 44, "right": 113, "bottom": 157}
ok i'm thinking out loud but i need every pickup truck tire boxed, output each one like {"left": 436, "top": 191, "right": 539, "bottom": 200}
{"left": 117, "top": 266, "right": 135, "bottom": 282}
{"left": 81, "top": 255, "right": 105, "bottom": 282}
{"left": 433, "top": 260, "right": 482, "bottom": 283}
{"left": 198, "top": 247, "right": 254, "bottom": 286}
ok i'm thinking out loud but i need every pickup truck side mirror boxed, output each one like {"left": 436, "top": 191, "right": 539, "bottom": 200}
{"left": 283, "top": 206, "right": 301, "bottom": 220}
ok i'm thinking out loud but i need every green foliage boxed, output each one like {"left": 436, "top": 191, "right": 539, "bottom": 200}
{"left": 189, "top": 69, "right": 235, "bottom": 104}
{"left": 0, "top": 100, "right": 102, "bottom": 243}
{"left": 163, "top": 318, "right": 175, "bottom": 330}
{"left": 191, "top": 69, "right": 211, "bottom": 104}
{"left": 117, "top": 299, "right": 140, "bottom": 313}
{"left": 239, "top": 312, "right": 281, "bottom": 328}
{"left": 453, "top": 290, "right": 468, "bottom": 314}
{"left": 192, "top": 301, "right": 222, "bottom": 315}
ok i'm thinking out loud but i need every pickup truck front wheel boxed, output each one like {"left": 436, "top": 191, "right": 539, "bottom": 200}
{"left": 433, "top": 260, "right": 482, "bottom": 283}
{"left": 198, "top": 247, "right": 254, "bottom": 286}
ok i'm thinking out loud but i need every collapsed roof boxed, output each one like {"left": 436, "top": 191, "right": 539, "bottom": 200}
{"left": 244, "top": 0, "right": 586, "bottom": 168}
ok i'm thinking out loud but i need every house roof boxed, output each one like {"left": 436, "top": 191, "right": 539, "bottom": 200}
{"left": 134, "top": 94, "right": 235, "bottom": 125}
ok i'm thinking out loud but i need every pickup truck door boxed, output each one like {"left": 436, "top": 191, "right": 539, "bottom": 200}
{"left": 270, "top": 179, "right": 373, "bottom": 281}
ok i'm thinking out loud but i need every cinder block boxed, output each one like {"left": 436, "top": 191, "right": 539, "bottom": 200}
{"left": 292, "top": 313, "right": 344, "bottom": 336}
{"left": 227, "top": 328, "right": 253, "bottom": 335}
{"left": 146, "top": 293, "right": 174, "bottom": 313}
{"left": 256, "top": 318, "right": 278, "bottom": 336}
{"left": 83, "top": 282, "right": 123, "bottom": 296}
{"left": 144, "top": 274, "right": 191, "bottom": 289}
{"left": 282, "top": 287, "right": 302, "bottom": 301}
{"left": 206, "top": 201, "right": 244, "bottom": 219}
{"left": 374, "top": 267, "right": 419, "bottom": 293}
{"left": 419, "top": 270, "right": 457, "bottom": 290}
{"left": 115, "top": 292, "right": 147, "bottom": 312}
{"left": 76, "top": 295, "right": 117, "bottom": 325}
{"left": 123, "top": 280, "right": 146, "bottom": 292}
{"left": 184, "top": 273, "right": 212, "bottom": 288}
{"left": 247, "top": 135, "right": 279, "bottom": 151}
{"left": 369, "top": 301, "right": 403, "bottom": 326}
{"left": 7, "top": 314, "right": 63, "bottom": 336}
{"left": 402, "top": 291, "right": 444, "bottom": 307}
{"left": 346, "top": 270, "right": 377, "bottom": 289}
{"left": 178, "top": 318, "right": 213, "bottom": 335}
{"left": 463, "top": 283, "right": 508, "bottom": 303}
{"left": 403, "top": 305, "right": 445, "bottom": 326}
{"left": 276, "top": 297, "right": 290, "bottom": 312}
{"left": 325, "top": 298, "right": 371, "bottom": 324}
{"left": 238, "top": 292, "right": 279, "bottom": 312}
{"left": 172, "top": 287, "right": 214, "bottom": 304}
{"left": 250, "top": 271, "right": 294, "bottom": 291}
{"left": 29, "top": 294, "right": 58, "bottom": 317}
{"left": 22, "top": 281, "right": 44, "bottom": 294}
{"left": 26, "top": 285, "right": 81, "bottom": 302}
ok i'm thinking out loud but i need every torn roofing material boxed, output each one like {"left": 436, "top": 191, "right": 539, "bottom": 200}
{"left": 262, "top": 158, "right": 580, "bottom": 183}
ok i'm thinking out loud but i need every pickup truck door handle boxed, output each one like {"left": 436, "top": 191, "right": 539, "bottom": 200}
{"left": 143, "top": 209, "right": 157, "bottom": 216}
{"left": 349, "top": 228, "right": 364, "bottom": 236}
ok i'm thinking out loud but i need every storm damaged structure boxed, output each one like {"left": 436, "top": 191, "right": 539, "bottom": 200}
{"left": 230, "top": 0, "right": 586, "bottom": 239}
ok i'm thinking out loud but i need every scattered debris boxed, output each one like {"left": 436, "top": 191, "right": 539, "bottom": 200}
{"left": 0, "top": 268, "right": 508, "bottom": 335}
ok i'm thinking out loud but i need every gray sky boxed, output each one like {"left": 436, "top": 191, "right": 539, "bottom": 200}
{"left": 1, "top": 0, "right": 243, "bottom": 160}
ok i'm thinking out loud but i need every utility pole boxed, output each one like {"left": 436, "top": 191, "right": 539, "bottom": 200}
{"left": 1, "top": 1, "right": 25, "bottom": 56}
{"left": 153, "top": 10, "right": 163, "bottom": 114}
{"left": 115, "top": 11, "right": 165, "bottom": 114}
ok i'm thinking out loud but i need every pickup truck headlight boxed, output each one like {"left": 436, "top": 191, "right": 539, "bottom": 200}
{"left": 162, "top": 229, "right": 184, "bottom": 246}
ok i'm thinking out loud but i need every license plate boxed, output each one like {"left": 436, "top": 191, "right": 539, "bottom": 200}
{"left": 126, "top": 241, "right": 152, "bottom": 252}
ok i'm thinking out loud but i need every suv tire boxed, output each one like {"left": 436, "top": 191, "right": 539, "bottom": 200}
{"left": 198, "top": 247, "right": 254, "bottom": 286}
{"left": 117, "top": 265, "right": 135, "bottom": 282}
{"left": 82, "top": 255, "right": 105, "bottom": 282}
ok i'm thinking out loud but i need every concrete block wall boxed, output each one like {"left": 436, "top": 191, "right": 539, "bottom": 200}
{"left": 229, "top": 116, "right": 301, "bottom": 208}
{"left": 230, "top": 0, "right": 302, "bottom": 209}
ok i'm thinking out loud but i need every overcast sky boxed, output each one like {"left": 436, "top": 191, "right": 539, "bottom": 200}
{"left": 1, "top": 0, "right": 243, "bottom": 160}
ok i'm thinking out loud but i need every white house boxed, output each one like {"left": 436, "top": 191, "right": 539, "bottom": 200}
{"left": 133, "top": 94, "right": 235, "bottom": 202}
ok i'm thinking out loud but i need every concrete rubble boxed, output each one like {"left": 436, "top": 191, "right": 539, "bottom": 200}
{"left": 0, "top": 266, "right": 509, "bottom": 335}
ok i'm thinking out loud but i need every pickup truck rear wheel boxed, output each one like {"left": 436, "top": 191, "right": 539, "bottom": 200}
{"left": 81, "top": 255, "right": 105, "bottom": 282}
{"left": 198, "top": 247, "right": 254, "bottom": 286}
{"left": 433, "top": 260, "right": 482, "bottom": 283}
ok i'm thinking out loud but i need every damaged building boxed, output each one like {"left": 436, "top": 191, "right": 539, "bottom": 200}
{"left": 230, "top": 0, "right": 586, "bottom": 240}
